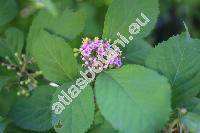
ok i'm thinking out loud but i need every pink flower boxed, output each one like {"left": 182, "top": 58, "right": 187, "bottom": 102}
{"left": 80, "top": 37, "right": 122, "bottom": 70}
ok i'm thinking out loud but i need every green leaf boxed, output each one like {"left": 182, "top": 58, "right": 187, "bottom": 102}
{"left": 37, "top": 0, "right": 58, "bottom": 16}
{"left": 81, "top": 3, "right": 102, "bottom": 37}
{"left": 124, "top": 39, "right": 152, "bottom": 65}
{"left": 52, "top": 82, "right": 95, "bottom": 133}
{"left": 5, "top": 27, "right": 24, "bottom": 55}
{"left": 193, "top": 101, "right": 200, "bottom": 114}
{"left": 182, "top": 0, "right": 200, "bottom": 6}
{"left": 4, "top": 123, "right": 39, "bottom": 133}
{"left": 0, "top": 122, "right": 4, "bottom": 133}
{"left": 0, "top": 116, "right": 7, "bottom": 133}
{"left": 0, "top": 27, "right": 24, "bottom": 58}
{"left": 0, "top": 39, "right": 11, "bottom": 58}
{"left": 31, "top": 31, "right": 78, "bottom": 83}
{"left": 95, "top": 65, "right": 171, "bottom": 133}
{"left": 0, "top": 87, "right": 19, "bottom": 117}
{"left": 27, "top": 8, "right": 86, "bottom": 54}
{"left": 9, "top": 85, "right": 56, "bottom": 131}
{"left": 103, "top": 0, "right": 159, "bottom": 40}
{"left": 53, "top": 0, "right": 75, "bottom": 10}
{"left": 104, "top": 0, "right": 112, "bottom": 5}
{"left": 0, "top": 0, "right": 18, "bottom": 25}
{"left": 88, "top": 111, "right": 118, "bottom": 133}
{"left": 0, "top": 76, "right": 14, "bottom": 92}
{"left": 0, "top": 66, "right": 16, "bottom": 91}
{"left": 181, "top": 97, "right": 200, "bottom": 111}
{"left": 0, "top": 117, "right": 3, "bottom": 121}
{"left": 146, "top": 33, "right": 200, "bottom": 107}
{"left": 89, "top": 0, "right": 112, "bottom": 6}
{"left": 181, "top": 112, "right": 200, "bottom": 133}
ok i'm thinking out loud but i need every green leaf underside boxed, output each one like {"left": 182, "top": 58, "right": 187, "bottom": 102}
{"left": 27, "top": 8, "right": 86, "bottom": 54}
{"left": 146, "top": 33, "right": 200, "bottom": 107}
{"left": 52, "top": 82, "right": 95, "bottom": 133}
{"left": 9, "top": 86, "right": 56, "bottom": 131}
{"left": 95, "top": 65, "right": 171, "bottom": 133}
{"left": 103, "top": 0, "right": 159, "bottom": 40}
{"left": 124, "top": 39, "right": 152, "bottom": 65}
{"left": 31, "top": 31, "right": 78, "bottom": 83}
{"left": 0, "top": 0, "right": 18, "bottom": 25}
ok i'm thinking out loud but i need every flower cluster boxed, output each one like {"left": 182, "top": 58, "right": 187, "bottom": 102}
{"left": 80, "top": 37, "right": 122, "bottom": 71}
{"left": 1, "top": 53, "right": 42, "bottom": 96}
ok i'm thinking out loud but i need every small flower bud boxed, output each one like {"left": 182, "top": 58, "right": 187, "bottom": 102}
{"left": 25, "top": 92, "right": 30, "bottom": 97}
{"left": 74, "top": 53, "right": 79, "bottom": 57}
{"left": 5, "top": 56, "right": 9, "bottom": 60}
{"left": 21, "top": 89, "right": 26, "bottom": 95}
{"left": 14, "top": 53, "right": 18, "bottom": 57}
{"left": 20, "top": 81, "right": 24, "bottom": 85}
{"left": 17, "top": 72, "right": 22, "bottom": 77}
{"left": 21, "top": 54, "right": 25, "bottom": 58}
{"left": 73, "top": 48, "right": 80, "bottom": 52}
{"left": 1, "top": 63, "right": 5, "bottom": 66}
{"left": 180, "top": 108, "right": 187, "bottom": 115}
{"left": 17, "top": 92, "right": 21, "bottom": 96}
{"left": 7, "top": 66, "right": 11, "bottom": 70}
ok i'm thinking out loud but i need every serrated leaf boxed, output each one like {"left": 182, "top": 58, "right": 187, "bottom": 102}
{"left": 27, "top": 8, "right": 86, "bottom": 54}
{"left": 124, "top": 39, "right": 152, "bottom": 65}
{"left": 95, "top": 65, "right": 171, "bottom": 133}
{"left": 146, "top": 33, "right": 200, "bottom": 107}
{"left": 0, "top": 0, "right": 18, "bottom": 25}
{"left": 31, "top": 31, "right": 78, "bottom": 83}
{"left": 9, "top": 85, "right": 56, "bottom": 131}
{"left": 181, "top": 112, "right": 200, "bottom": 133}
{"left": 0, "top": 27, "right": 24, "bottom": 59}
{"left": 52, "top": 82, "right": 95, "bottom": 133}
{"left": 103, "top": 0, "right": 159, "bottom": 40}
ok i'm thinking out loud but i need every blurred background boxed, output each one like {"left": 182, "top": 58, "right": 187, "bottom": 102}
{"left": 0, "top": 0, "right": 199, "bottom": 132}
{"left": 0, "top": 0, "right": 199, "bottom": 46}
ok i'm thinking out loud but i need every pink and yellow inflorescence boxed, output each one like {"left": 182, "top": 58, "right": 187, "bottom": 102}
{"left": 80, "top": 37, "right": 122, "bottom": 71}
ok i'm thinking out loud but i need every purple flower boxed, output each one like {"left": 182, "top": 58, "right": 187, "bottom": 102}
{"left": 80, "top": 37, "right": 122, "bottom": 70}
